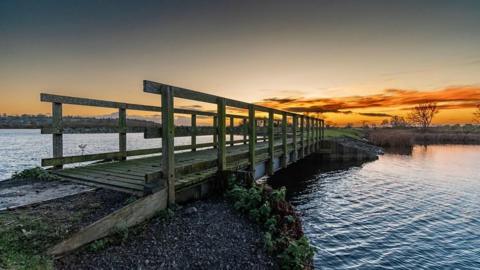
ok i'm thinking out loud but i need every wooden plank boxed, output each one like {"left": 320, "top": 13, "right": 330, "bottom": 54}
{"left": 144, "top": 126, "right": 215, "bottom": 139}
{"left": 52, "top": 102, "right": 63, "bottom": 169}
{"left": 248, "top": 105, "right": 256, "bottom": 174}
{"left": 191, "top": 114, "right": 197, "bottom": 151}
{"left": 41, "top": 93, "right": 214, "bottom": 117}
{"left": 217, "top": 98, "right": 226, "bottom": 171}
{"left": 118, "top": 108, "right": 127, "bottom": 161}
{"left": 54, "top": 171, "right": 144, "bottom": 190}
{"left": 161, "top": 86, "right": 175, "bottom": 205}
{"left": 267, "top": 111, "right": 274, "bottom": 175}
{"left": 41, "top": 148, "right": 164, "bottom": 167}
{"left": 282, "top": 112, "right": 287, "bottom": 168}
{"left": 48, "top": 188, "right": 168, "bottom": 256}
{"left": 143, "top": 80, "right": 306, "bottom": 118}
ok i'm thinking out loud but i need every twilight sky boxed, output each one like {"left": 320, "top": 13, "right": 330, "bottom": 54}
{"left": 1, "top": 0, "right": 479, "bottom": 125}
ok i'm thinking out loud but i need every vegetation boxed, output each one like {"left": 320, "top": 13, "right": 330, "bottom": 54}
{"left": 12, "top": 167, "right": 60, "bottom": 181}
{"left": 226, "top": 175, "right": 314, "bottom": 270}
{"left": 474, "top": 104, "right": 480, "bottom": 123}
{"left": 407, "top": 102, "right": 439, "bottom": 130}
{"left": 367, "top": 127, "right": 480, "bottom": 148}
{"left": 0, "top": 213, "right": 57, "bottom": 269}
{"left": 323, "top": 128, "right": 362, "bottom": 139}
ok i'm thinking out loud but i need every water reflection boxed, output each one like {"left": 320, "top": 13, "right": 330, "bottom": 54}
{"left": 269, "top": 145, "right": 480, "bottom": 269}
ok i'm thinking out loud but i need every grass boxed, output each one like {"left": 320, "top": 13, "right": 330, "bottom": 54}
{"left": 323, "top": 128, "right": 363, "bottom": 139}
{"left": 0, "top": 212, "right": 59, "bottom": 269}
{"left": 367, "top": 128, "right": 480, "bottom": 147}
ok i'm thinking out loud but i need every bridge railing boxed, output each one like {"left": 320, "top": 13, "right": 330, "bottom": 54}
{"left": 41, "top": 81, "right": 324, "bottom": 204}
{"left": 143, "top": 80, "right": 324, "bottom": 204}
{"left": 40, "top": 93, "right": 270, "bottom": 168}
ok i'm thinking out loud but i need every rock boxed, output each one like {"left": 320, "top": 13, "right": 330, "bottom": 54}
{"left": 184, "top": 206, "right": 198, "bottom": 215}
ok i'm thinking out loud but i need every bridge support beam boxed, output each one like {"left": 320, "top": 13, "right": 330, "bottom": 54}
{"left": 52, "top": 102, "right": 63, "bottom": 170}
{"left": 161, "top": 86, "right": 175, "bottom": 205}
{"left": 118, "top": 108, "right": 127, "bottom": 161}
{"left": 267, "top": 110, "right": 274, "bottom": 175}
{"left": 300, "top": 115, "right": 305, "bottom": 158}
{"left": 248, "top": 105, "right": 256, "bottom": 176}
{"left": 217, "top": 98, "right": 226, "bottom": 171}
{"left": 292, "top": 115, "right": 298, "bottom": 162}
{"left": 191, "top": 114, "right": 197, "bottom": 151}
{"left": 282, "top": 112, "right": 288, "bottom": 168}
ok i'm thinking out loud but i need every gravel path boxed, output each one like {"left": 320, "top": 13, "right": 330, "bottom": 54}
{"left": 56, "top": 197, "right": 278, "bottom": 270}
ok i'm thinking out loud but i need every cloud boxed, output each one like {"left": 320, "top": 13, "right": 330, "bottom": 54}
{"left": 257, "top": 85, "right": 480, "bottom": 115}
{"left": 358, "top": 112, "right": 392, "bottom": 117}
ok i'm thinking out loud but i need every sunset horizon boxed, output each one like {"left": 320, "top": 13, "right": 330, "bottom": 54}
{"left": 2, "top": 1, "right": 480, "bottom": 126}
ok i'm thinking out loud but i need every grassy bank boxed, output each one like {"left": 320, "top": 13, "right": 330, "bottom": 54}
{"left": 367, "top": 128, "right": 480, "bottom": 147}
{"left": 323, "top": 128, "right": 363, "bottom": 139}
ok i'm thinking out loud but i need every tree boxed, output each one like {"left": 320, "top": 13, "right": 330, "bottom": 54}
{"left": 381, "top": 119, "right": 389, "bottom": 127}
{"left": 407, "top": 103, "right": 439, "bottom": 130}
{"left": 390, "top": 115, "right": 407, "bottom": 128}
{"left": 474, "top": 104, "right": 480, "bottom": 123}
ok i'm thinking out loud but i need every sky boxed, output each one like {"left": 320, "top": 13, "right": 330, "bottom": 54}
{"left": 1, "top": 0, "right": 479, "bottom": 125}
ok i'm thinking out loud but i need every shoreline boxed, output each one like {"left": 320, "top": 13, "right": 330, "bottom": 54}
{"left": 0, "top": 188, "right": 278, "bottom": 269}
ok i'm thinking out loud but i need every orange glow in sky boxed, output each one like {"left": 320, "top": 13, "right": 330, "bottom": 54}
{"left": 1, "top": 1, "right": 479, "bottom": 125}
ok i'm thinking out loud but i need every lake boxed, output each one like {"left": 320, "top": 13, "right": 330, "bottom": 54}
{"left": 269, "top": 145, "right": 480, "bottom": 269}
{"left": 0, "top": 129, "right": 216, "bottom": 180}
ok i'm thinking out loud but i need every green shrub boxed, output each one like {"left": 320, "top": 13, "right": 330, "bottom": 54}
{"left": 12, "top": 167, "right": 59, "bottom": 181}
{"left": 226, "top": 178, "right": 314, "bottom": 269}
{"left": 278, "top": 236, "right": 315, "bottom": 270}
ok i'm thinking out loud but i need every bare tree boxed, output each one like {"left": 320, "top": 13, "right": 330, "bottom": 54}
{"left": 390, "top": 115, "right": 407, "bottom": 128}
{"left": 407, "top": 103, "right": 439, "bottom": 130}
{"left": 474, "top": 104, "right": 480, "bottom": 123}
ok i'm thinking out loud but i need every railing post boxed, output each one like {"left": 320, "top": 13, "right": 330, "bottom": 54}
{"left": 282, "top": 112, "right": 287, "bottom": 168}
{"left": 52, "top": 102, "right": 63, "bottom": 169}
{"left": 242, "top": 118, "right": 247, "bottom": 145}
{"left": 263, "top": 118, "right": 267, "bottom": 142}
{"left": 267, "top": 110, "right": 274, "bottom": 175}
{"left": 217, "top": 98, "right": 227, "bottom": 171}
{"left": 229, "top": 116, "right": 234, "bottom": 146}
{"left": 300, "top": 115, "right": 305, "bottom": 158}
{"left": 248, "top": 105, "right": 256, "bottom": 176}
{"left": 161, "top": 86, "right": 175, "bottom": 205}
{"left": 213, "top": 116, "right": 218, "bottom": 149}
{"left": 316, "top": 119, "right": 320, "bottom": 151}
{"left": 292, "top": 115, "right": 298, "bottom": 162}
{"left": 308, "top": 117, "right": 315, "bottom": 154}
{"left": 305, "top": 116, "right": 310, "bottom": 156}
{"left": 322, "top": 120, "right": 325, "bottom": 140}
{"left": 191, "top": 114, "right": 197, "bottom": 152}
{"left": 118, "top": 108, "right": 127, "bottom": 161}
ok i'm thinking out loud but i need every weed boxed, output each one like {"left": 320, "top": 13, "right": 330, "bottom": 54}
{"left": 0, "top": 213, "right": 58, "bottom": 269}
{"left": 226, "top": 179, "right": 314, "bottom": 269}
{"left": 12, "top": 167, "right": 60, "bottom": 181}
{"left": 277, "top": 236, "right": 315, "bottom": 270}
{"left": 87, "top": 239, "right": 110, "bottom": 252}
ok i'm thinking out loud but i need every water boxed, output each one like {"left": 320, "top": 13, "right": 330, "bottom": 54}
{"left": 0, "top": 129, "right": 217, "bottom": 180}
{"left": 269, "top": 145, "right": 480, "bottom": 269}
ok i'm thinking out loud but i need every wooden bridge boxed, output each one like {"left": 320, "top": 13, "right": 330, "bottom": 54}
{"left": 41, "top": 80, "right": 325, "bottom": 205}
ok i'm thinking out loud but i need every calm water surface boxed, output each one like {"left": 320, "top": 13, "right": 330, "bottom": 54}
{"left": 0, "top": 129, "right": 216, "bottom": 180}
{"left": 270, "top": 145, "right": 480, "bottom": 270}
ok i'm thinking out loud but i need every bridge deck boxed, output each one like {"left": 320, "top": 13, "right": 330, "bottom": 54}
{"left": 53, "top": 139, "right": 299, "bottom": 196}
